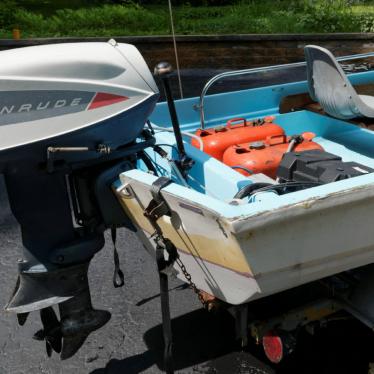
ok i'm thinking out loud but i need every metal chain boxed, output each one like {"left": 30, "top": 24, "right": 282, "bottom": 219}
{"left": 175, "top": 257, "right": 206, "bottom": 307}
{"left": 143, "top": 177, "right": 208, "bottom": 312}
{"left": 151, "top": 230, "right": 206, "bottom": 307}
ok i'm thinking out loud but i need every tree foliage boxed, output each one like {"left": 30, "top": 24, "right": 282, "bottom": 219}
{"left": 0, "top": 0, "right": 373, "bottom": 36}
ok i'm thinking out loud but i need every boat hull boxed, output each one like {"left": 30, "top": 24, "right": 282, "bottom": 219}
{"left": 116, "top": 170, "right": 374, "bottom": 305}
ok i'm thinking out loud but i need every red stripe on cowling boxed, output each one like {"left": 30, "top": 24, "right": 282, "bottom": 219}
{"left": 88, "top": 92, "right": 129, "bottom": 110}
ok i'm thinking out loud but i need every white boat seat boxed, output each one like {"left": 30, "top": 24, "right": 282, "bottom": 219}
{"left": 304, "top": 45, "right": 374, "bottom": 119}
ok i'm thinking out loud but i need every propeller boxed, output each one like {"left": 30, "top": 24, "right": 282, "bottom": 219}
{"left": 31, "top": 287, "right": 110, "bottom": 359}
{"left": 16, "top": 312, "right": 29, "bottom": 326}
{"left": 33, "top": 307, "right": 62, "bottom": 357}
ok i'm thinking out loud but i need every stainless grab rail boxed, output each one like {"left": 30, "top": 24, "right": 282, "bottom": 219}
{"left": 198, "top": 51, "right": 374, "bottom": 129}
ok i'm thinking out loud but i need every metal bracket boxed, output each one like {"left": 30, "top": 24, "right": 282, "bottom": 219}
{"left": 46, "top": 145, "right": 112, "bottom": 173}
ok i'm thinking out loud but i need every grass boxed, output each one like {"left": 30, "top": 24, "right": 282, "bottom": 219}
{"left": 1, "top": 1, "right": 374, "bottom": 38}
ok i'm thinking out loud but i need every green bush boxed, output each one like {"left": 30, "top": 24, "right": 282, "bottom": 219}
{"left": 11, "top": 3, "right": 169, "bottom": 36}
{"left": 117, "top": 0, "right": 238, "bottom": 5}
{"left": 0, "top": 0, "right": 18, "bottom": 29}
{"left": 356, "top": 13, "right": 374, "bottom": 32}
{"left": 295, "top": 0, "right": 356, "bottom": 32}
{"left": 0, "top": 0, "right": 373, "bottom": 37}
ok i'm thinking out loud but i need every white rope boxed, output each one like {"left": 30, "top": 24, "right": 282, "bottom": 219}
{"left": 168, "top": 0, "right": 184, "bottom": 99}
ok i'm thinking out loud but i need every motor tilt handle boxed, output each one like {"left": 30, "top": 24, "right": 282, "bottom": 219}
{"left": 154, "top": 62, "right": 187, "bottom": 161}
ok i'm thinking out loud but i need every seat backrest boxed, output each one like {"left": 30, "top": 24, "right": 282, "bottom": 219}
{"left": 304, "top": 45, "right": 360, "bottom": 119}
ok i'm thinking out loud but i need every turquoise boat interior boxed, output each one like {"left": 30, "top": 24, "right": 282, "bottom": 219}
{"left": 124, "top": 67, "right": 374, "bottom": 219}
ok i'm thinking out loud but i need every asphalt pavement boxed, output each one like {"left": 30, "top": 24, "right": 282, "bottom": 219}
{"left": 0, "top": 178, "right": 274, "bottom": 374}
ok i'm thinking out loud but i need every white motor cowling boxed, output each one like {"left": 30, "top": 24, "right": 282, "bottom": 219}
{"left": 0, "top": 40, "right": 159, "bottom": 158}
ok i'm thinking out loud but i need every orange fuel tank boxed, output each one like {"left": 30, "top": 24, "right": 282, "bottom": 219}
{"left": 191, "top": 117, "right": 285, "bottom": 160}
{"left": 223, "top": 133, "right": 324, "bottom": 179}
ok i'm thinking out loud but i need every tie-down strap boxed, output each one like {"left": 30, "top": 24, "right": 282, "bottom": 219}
{"left": 146, "top": 176, "right": 173, "bottom": 219}
{"left": 143, "top": 176, "right": 179, "bottom": 269}
{"left": 143, "top": 176, "right": 177, "bottom": 374}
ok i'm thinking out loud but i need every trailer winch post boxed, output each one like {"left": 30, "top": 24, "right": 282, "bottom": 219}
{"left": 229, "top": 304, "right": 249, "bottom": 348}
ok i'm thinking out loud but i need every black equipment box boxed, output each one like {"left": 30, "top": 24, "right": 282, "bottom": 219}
{"left": 277, "top": 149, "right": 374, "bottom": 184}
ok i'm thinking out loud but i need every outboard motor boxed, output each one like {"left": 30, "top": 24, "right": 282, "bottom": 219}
{"left": 0, "top": 40, "right": 159, "bottom": 358}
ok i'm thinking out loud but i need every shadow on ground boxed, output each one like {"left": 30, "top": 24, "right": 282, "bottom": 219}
{"left": 91, "top": 307, "right": 374, "bottom": 374}
{"left": 277, "top": 318, "right": 374, "bottom": 374}
{"left": 91, "top": 308, "right": 236, "bottom": 373}
{"left": 90, "top": 308, "right": 274, "bottom": 374}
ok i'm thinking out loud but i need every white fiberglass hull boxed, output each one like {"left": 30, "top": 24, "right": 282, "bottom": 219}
{"left": 116, "top": 170, "right": 374, "bottom": 305}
